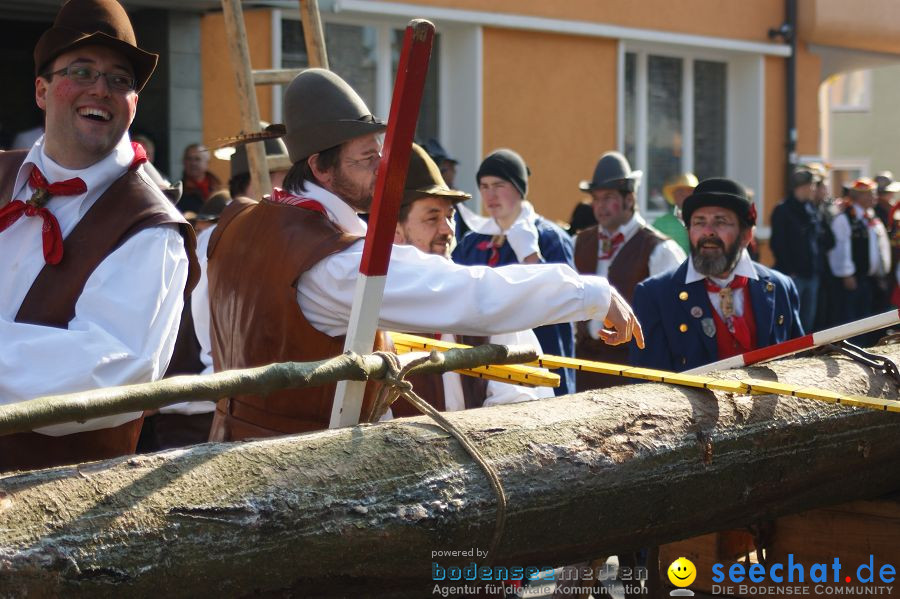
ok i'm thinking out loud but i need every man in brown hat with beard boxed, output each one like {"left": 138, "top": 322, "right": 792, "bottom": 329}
{"left": 206, "top": 68, "right": 643, "bottom": 442}
{"left": 0, "top": 0, "right": 198, "bottom": 472}
{"left": 389, "top": 144, "right": 553, "bottom": 417}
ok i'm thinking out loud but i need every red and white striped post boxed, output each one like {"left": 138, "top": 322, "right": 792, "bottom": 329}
{"left": 329, "top": 20, "right": 435, "bottom": 429}
{"left": 685, "top": 309, "right": 900, "bottom": 374}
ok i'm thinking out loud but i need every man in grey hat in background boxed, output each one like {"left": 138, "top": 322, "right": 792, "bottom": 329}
{"left": 0, "top": 0, "right": 198, "bottom": 471}
{"left": 206, "top": 68, "right": 643, "bottom": 442}
{"left": 769, "top": 166, "right": 830, "bottom": 332}
{"left": 573, "top": 151, "right": 684, "bottom": 390}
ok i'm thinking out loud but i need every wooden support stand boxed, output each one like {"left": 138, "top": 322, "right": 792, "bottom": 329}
{"left": 660, "top": 498, "right": 900, "bottom": 597}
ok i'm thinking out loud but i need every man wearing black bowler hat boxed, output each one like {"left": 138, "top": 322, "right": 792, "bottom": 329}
{"left": 0, "top": 0, "right": 198, "bottom": 472}
{"left": 630, "top": 177, "right": 803, "bottom": 372}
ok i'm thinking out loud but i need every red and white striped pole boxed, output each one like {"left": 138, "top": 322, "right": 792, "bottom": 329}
{"left": 685, "top": 309, "right": 900, "bottom": 375}
{"left": 330, "top": 20, "right": 435, "bottom": 429}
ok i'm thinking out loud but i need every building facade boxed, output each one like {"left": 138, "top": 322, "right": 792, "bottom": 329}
{"left": 4, "top": 0, "right": 900, "bottom": 255}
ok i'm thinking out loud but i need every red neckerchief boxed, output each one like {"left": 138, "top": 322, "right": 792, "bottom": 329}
{"left": 597, "top": 230, "right": 625, "bottom": 260}
{"left": 268, "top": 188, "right": 328, "bottom": 215}
{"left": 476, "top": 235, "right": 505, "bottom": 266}
{"left": 0, "top": 142, "right": 148, "bottom": 265}
{"left": 705, "top": 275, "right": 754, "bottom": 353}
{"left": 0, "top": 143, "right": 148, "bottom": 265}
{"left": 0, "top": 167, "right": 87, "bottom": 265}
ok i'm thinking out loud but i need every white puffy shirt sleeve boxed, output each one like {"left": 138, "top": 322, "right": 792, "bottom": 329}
{"left": 482, "top": 329, "right": 555, "bottom": 407}
{"left": 648, "top": 239, "right": 687, "bottom": 276}
{"left": 298, "top": 241, "right": 611, "bottom": 337}
{"left": 0, "top": 225, "right": 189, "bottom": 436}
{"left": 828, "top": 213, "right": 854, "bottom": 278}
{"left": 161, "top": 225, "right": 216, "bottom": 416}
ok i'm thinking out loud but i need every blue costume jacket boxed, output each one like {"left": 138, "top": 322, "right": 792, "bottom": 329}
{"left": 453, "top": 216, "right": 576, "bottom": 395}
{"left": 629, "top": 261, "right": 803, "bottom": 372}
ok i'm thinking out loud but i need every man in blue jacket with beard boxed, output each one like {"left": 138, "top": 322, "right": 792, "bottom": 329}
{"left": 630, "top": 177, "right": 803, "bottom": 372}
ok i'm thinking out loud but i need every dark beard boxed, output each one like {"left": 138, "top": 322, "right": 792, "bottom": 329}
{"left": 332, "top": 165, "right": 374, "bottom": 212}
{"left": 691, "top": 235, "right": 743, "bottom": 277}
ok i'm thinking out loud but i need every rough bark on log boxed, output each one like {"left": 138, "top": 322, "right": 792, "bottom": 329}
{"left": 2, "top": 345, "right": 900, "bottom": 597}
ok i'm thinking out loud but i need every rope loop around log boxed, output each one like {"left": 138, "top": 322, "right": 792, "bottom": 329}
{"left": 369, "top": 350, "right": 508, "bottom": 565}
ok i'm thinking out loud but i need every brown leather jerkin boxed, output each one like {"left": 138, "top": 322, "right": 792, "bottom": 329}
{"left": 207, "top": 197, "right": 389, "bottom": 441}
{"left": 573, "top": 224, "right": 667, "bottom": 390}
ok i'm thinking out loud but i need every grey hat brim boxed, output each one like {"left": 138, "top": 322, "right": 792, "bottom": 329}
{"left": 285, "top": 118, "right": 386, "bottom": 164}
{"left": 579, "top": 171, "right": 643, "bottom": 192}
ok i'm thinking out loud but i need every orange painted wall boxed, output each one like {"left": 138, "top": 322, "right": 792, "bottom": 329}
{"left": 394, "top": 0, "right": 782, "bottom": 43}
{"left": 482, "top": 27, "right": 618, "bottom": 224}
{"left": 759, "top": 55, "right": 788, "bottom": 266}
{"left": 795, "top": 42, "right": 822, "bottom": 157}
{"left": 201, "top": 9, "right": 273, "bottom": 183}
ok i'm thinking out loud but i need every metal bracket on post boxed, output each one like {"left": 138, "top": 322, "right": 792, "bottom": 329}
{"left": 828, "top": 340, "right": 900, "bottom": 387}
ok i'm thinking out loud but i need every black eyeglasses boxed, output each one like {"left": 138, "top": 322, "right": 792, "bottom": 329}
{"left": 43, "top": 64, "right": 136, "bottom": 92}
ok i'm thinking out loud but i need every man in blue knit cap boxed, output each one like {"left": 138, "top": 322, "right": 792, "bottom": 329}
{"left": 453, "top": 148, "right": 577, "bottom": 395}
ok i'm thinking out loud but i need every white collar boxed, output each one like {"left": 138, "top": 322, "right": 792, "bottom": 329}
{"left": 465, "top": 200, "right": 537, "bottom": 236}
{"left": 13, "top": 134, "right": 135, "bottom": 219}
{"left": 285, "top": 181, "right": 368, "bottom": 237}
{"left": 456, "top": 203, "right": 491, "bottom": 232}
{"left": 685, "top": 248, "right": 758, "bottom": 285}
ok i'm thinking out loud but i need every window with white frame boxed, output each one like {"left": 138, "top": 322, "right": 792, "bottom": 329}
{"left": 280, "top": 16, "right": 440, "bottom": 143}
{"left": 622, "top": 48, "right": 728, "bottom": 214}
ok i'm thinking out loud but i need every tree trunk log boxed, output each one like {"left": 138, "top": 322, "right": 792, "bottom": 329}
{"left": 2, "top": 346, "right": 900, "bottom": 597}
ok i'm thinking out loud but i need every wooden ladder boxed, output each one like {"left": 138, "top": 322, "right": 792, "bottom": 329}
{"left": 219, "top": 0, "right": 329, "bottom": 194}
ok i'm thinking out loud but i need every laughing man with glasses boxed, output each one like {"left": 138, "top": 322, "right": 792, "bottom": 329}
{"left": 0, "top": 0, "right": 198, "bottom": 472}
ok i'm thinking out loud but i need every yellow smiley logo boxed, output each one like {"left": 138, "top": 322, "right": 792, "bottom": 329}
{"left": 667, "top": 556, "right": 697, "bottom": 588}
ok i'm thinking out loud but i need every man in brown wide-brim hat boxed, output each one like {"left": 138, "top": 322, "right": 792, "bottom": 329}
{"left": 0, "top": 0, "right": 198, "bottom": 473}
{"left": 388, "top": 143, "right": 553, "bottom": 418}
{"left": 206, "top": 68, "right": 643, "bottom": 442}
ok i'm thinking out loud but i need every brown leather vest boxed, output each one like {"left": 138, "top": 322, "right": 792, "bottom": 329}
{"left": 206, "top": 197, "right": 389, "bottom": 441}
{"left": 0, "top": 150, "right": 199, "bottom": 473}
{"left": 391, "top": 334, "right": 489, "bottom": 417}
{"left": 573, "top": 223, "right": 667, "bottom": 390}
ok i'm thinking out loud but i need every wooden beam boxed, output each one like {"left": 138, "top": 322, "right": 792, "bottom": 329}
{"left": 220, "top": 0, "right": 272, "bottom": 196}
{"left": 299, "top": 0, "right": 329, "bottom": 69}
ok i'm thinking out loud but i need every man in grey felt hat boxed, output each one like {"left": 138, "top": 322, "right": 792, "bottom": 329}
{"left": 573, "top": 151, "right": 684, "bottom": 390}
{"left": 206, "top": 68, "right": 643, "bottom": 442}
{"left": 0, "top": 0, "right": 198, "bottom": 472}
